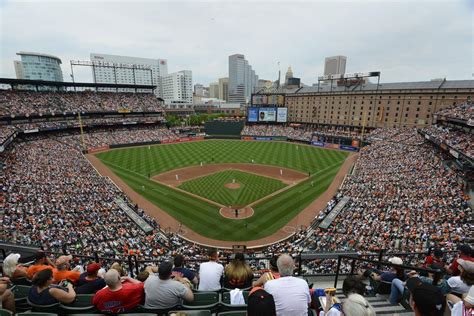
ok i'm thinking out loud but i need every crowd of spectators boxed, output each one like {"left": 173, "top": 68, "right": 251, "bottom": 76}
{"left": 0, "top": 90, "right": 164, "bottom": 116}
{"left": 242, "top": 124, "right": 365, "bottom": 142}
{"left": 304, "top": 129, "right": 471, "bottom": 256}
{"left": 422, "top": 125, "right": 473, "bottom": 159}
{"left": 1, "top": 137, "right": 169, "bottom": 260}
{"left": 0, "top": 125, "right": 17, "bottom": 144}
{"left": 436, "top": 102, "right": 473, "bottom": 122}
{"left": 59, "top": 126, "right": 179, "bottom": 149}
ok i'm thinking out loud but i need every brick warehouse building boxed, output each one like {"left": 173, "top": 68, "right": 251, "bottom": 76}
{"left": 255, "top": 79, "right": 473, "bottom": 128}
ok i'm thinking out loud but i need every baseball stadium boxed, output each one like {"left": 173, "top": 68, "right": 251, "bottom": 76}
{"left": 1, "top": 77, "right": 473, "bottom": 315}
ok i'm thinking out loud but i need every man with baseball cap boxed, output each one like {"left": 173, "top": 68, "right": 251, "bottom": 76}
{"left": 76, "top": 263, "right": 106, "bottom": 294}
{"left": 406, "top": 277, "right": 446, "bottom": 316}
{"left": 53, "top": 255, "right": 81, "bottom": 284}
{"left": 446, "top": 244, "right": 473, "bottom": 276}
{"left": 447, "top": 259, "right": 474, "bottom": 295}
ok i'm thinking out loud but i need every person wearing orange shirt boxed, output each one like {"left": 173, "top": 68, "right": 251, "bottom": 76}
{"left": 53, "top": 255, "right": 81, "bottom": 284}
{"left": 26, "top": 251, "right": 56, "bottom": 280}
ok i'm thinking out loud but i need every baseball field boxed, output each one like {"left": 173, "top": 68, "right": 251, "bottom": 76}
{"left": 94, "top": 140, "right": 349, "bottom": 242}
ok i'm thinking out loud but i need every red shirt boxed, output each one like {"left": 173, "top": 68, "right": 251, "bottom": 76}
{"left": 449, "top": 255, "right": 474, "bottom": 276}
{"left": 93, "top": 282, "right": 144, "bottom": 313}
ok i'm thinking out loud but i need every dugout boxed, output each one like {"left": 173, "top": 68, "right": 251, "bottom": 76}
{"left": 205, "top": 120, "right": 244, "bottom": 136}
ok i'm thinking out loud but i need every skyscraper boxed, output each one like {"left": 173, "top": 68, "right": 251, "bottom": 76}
{"left": 14, "top": 52, "right": 63, "bottom": 81}
{"left": 90, "top": 53, "right": 167, "bottom": 97}
{"left": 324, "top": 56, "right": 347, "bottom": 76}
{"left": 218, "top": 77, "right": 228, "bottom": 101}
{"left": 209, "top": 82, "right": 219, "bottom": 98}
{"left": 162, "top": 70, "right": 193, "bottom": 105}
{"left": 228, "top": 54, "right": 258, "bottom": 104}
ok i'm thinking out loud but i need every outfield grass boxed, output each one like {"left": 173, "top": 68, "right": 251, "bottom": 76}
{"left": 95, "top": 140, "right": 349, "bottom": 241}
{"left": 178, "top": 170, "right": 287, "bottom": 206}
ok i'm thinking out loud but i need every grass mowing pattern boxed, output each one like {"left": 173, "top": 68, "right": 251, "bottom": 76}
{"left": 96, "top": 140, "right": 349, "bottom": 241}
{"left": 178, "top": 170, "right": 286, "bottom": 206}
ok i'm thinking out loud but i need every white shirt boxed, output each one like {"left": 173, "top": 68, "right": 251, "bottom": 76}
{"left": 265, "top": 276, "right": 311, "bottom": 316}
{"left": 447, "top": 276, "right": 471, "bottom": 294}
{"left": 198, "top": 261, "right": 224, "bottom": 291}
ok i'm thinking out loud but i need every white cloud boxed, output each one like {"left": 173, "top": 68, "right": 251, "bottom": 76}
{"left": 0, "top": 0, "right": 472, "bottom": 86}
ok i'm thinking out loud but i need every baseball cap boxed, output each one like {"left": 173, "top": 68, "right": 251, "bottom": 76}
{"left": 248, "top": 287, "right": 276, "bottom": 316}
{"left": 87, "top": 263, "right": 101, "bottom": 275}
{"left": 465, "top": 286, "right": 474, "bottom": 305}
{"left": 388, "top": 257, "right": 403, "bottom": 265}
{"left": 457, "top": 259, "right": 474, "bottom": 273}
{"left": 407, "top": 278, "right": 446, "bottom": 316}
{"left": 56, "top": 255, "right": 73, "bottom": 266}
{"left": 458, "top": 244, "right": 472, "bottom": 255}
{"left": 3, "top": 253, "right": 21, "bottom": 277}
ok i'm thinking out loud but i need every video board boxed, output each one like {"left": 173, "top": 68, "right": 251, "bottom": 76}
{"left": 247, "top": 107, "right": 287, "bottom": 123}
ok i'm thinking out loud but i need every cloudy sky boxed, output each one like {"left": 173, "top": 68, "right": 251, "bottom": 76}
{"left": 0, "top": 0, "right": 472, "bottom": 86}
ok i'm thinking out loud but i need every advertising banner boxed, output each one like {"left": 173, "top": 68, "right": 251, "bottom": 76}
{"left": 248, "top": 107, "right": 259, "bottom": 122}
{"left": 88, "top": 145, "right": 110, "bottom": 153}
{"left": 241, "top": 136, "right": 254, "bottom": 141}
{"left": 339, "top": 145, "right": 359, "bottom": 152}
{"left": 351, "top": 139, "right": 360, "bottom": 147}
{"left": 255, "top": 137, "right": 272, "bottom": 141}
{"left": 277, "top": 107, "right": 288, "bottom": 123}
{"left": 258, "top": 108, "right": 276, "bottom": 122}
{"left": 324, "top": 143, "right": 340, "bottom": 149}
{"left": 311, "top": 141, "right": 325, "bottom": 147}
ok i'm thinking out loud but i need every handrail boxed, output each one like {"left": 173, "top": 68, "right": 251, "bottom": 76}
{"left": 333, "top": 254, "right": 446, "bottom": 288}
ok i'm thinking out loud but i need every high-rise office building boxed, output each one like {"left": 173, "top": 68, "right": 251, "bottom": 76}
{"left": 218, "top": 77, "right": 228, "bottom": 101}
{"left": 90, "top": 53, "right": 167, "bottom": 97}
{"left": 209, "top": 82, "right": 219, "bottom": 98}
{"left": 228, "top": 54, "right": 258, "bottom": 104}
{"left": 162, "top": 70, "right": 193, "bottom": 105}
{"left": 324, "top": 56, "right": 347, "bottom": 76}
{"left": 285, "top": 66, "right": 294, "bottom": 84}
{"left": 14, "top": 52, "right": 63, "bottom": 81}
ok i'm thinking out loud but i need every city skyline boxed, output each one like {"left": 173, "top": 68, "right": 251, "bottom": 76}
{"left": 0, "top": 0, "right": 472, "bottom": 86}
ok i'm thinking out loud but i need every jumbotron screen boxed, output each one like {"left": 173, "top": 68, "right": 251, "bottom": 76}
{"left": 247, "top": 107, "right": 287, "bottom": 123}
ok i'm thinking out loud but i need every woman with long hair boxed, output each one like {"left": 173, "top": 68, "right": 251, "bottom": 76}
{"left": 224, "top": 253, "right": 254, "bottom": 289}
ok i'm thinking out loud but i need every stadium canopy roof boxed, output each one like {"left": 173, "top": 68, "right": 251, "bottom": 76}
{"left": 294, "top": 79, "right": 474, "bottom": 94}
{"left": 0, "top": 78, "right": 156, "bottom": 90}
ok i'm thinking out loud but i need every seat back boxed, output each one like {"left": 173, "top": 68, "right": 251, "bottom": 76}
{"left": 187, "top": 292, "right": 219, "bottom": 307}
{"left": 221, "top": 291, "right": 249, "bottom": 305}
{"left": 0, "top": 308, "right": 13, "bottom": 316}
{"left": 27, "top": 297, "right": 60, "bottom": 313}
{"left": 60, "top": 294, "right": 95, "bottom": 312}
{"left": 168, "top": 310, "right": 212, "bottom": 316}
{"left": 218, "top": 311, "right": 247, "bottom": 316}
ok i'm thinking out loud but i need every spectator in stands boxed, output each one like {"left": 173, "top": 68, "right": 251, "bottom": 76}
{"left": 424, "top": 247, "right": 446, "bottom": 268}
{"left": 53, "top": 255, "right": 81, "bottom": 284}
{"left": 137, "top": 270, "right": 150, "bottom": 282}
{"left": 110, "top": 262, "right": 127, "bottom": 277}
{"left": 406, "top": 277, "right": 446, "bottom": 316}
{"left": 198, "top": 248, "right": 224, "bottom": 291}
{"left": 448, "top": 285, "right": 474, "bottom": 316}
{"left": 28, "top": 268, "right": 76, "bottom": 305}
{"left": 265, "top": 254, "right": 311, "bottom": 316}
{"left": 342, "top": 276, "right": 366, "bottom": 297}
{"left": 447, "top": 259, "right": 474, "bottom": 295}
{"left": 446, "top": 245, "right": 473, "bottom": 276}
{"left": 144, "top": 260, "right": 193, "bottom": 309}
{"left": 253, "top": 255, "right": 280, "bottom": 287}
{"left": 2, "top": 253, "right": 27, "bottom": 280}
{"left": 172, "top": 254, "right": 198, "bottom": 286}
{"left": 0, "top": 277, "right": 15, "bottom": 312}
{"left": 93, "top": 269, "right": 144, "bottom": 313}
{"left": 342, "top": 294, "right": 375, "bottom": 316}
{"left": 75, "top": 263, "right": 106, "bottom": 294}
{"left": 26, "top": 251, "right": 56, "bottom": 280}
{"left": 247, "top": 287, "right": 276, "bottom": 316}
{"left": 224, "top": 253, "right": 254, "bottom": 289}
{"left": 368, "top": 257, "right": 406, "bottom": 283}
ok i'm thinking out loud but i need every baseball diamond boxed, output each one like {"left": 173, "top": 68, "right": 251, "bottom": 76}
{"left": 93, "top": 140, "right": 349, "bottom": 242}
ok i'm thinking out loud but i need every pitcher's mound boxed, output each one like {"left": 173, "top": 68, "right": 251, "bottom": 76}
{"left": 220, "top": 206, "right": 254, "bottom": 219}
{"left": 224, "top": 183, "right": 241, "bottom": 189}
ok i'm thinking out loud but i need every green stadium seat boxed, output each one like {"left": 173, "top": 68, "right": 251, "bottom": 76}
{"left": 17, "top": 313, "right": 58, "bottom": 316}
{"left": 60, "top": 294, "right": 96, "bottom": 313}
{"left": 139, "top": 304, "right": 182, "bottom": 315}
{"left": 218, "top": 311, "right": 247, "bottom": 316}
{"left": 181, "top": 292, "right": 219, "bottom": 311}
{"left": 219, "top": 291, "right": 249, "bottom": 310}
{"left": 0, "top": 308, "right": 13, "bottom": 316}
{"left": 12, "top": 285, "right": 31, "bottom": 312}
{"left": 26, "top": 297, "right": 60, "bottom": 313}
{"left": 168, "top": 310, "right": 212, "bottom": 316}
